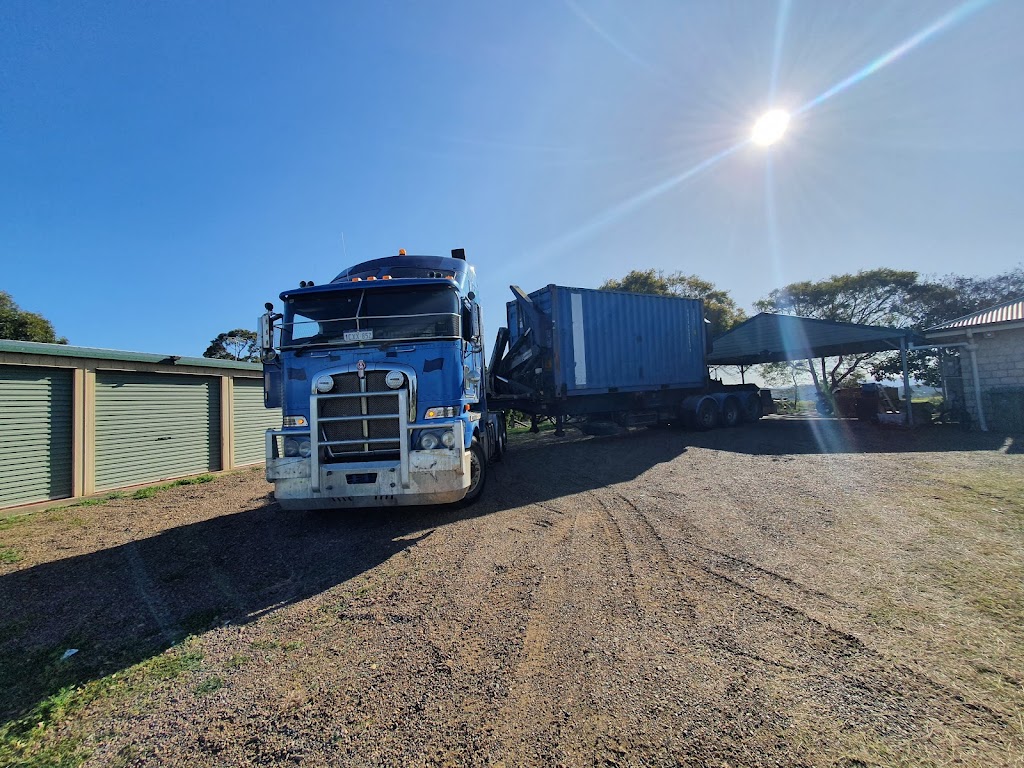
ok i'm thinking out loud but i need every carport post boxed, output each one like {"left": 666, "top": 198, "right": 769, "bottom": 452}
{"left": 900, "top": 336, "right": 913, "bottom": 427}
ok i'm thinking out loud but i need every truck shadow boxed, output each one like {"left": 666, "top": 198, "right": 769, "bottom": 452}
{"left": 0, "top": 436, "right": 685, "bottom": 721}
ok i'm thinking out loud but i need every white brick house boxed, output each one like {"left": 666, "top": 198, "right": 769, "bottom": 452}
{"left": 925, "top": 297, "right": 1024, "bottom": 432}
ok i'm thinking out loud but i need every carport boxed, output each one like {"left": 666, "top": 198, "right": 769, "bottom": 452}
{"left": 707, "top": 313, "right": 919, "bottom": 425}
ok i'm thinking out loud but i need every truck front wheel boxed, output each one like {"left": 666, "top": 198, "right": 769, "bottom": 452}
{"left": 460, "top": 438, "right": 488, "bottom": 506}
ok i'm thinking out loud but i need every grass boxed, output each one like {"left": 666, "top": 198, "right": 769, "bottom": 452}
{"left": 4, "top": 475, "right": 218, "bottom": 523}
{"left": 0, "top": 546, "right": 22, "bottom": 565}
{"left": 0, "top": 643, "right": 206, "bottom": 768}
{"left": 131, "top": 474, "right": 216, "bottom": 499}
{"left": 62, "top": 492, "right": 125, "bottom": 508}
{"left": 864, "top": 465, "right": 1024, "bottom": 710}
{"left": 193, "top": 675, "right": 224, "bottom": 696}
{"left": 507, "top": 420, "right": 557, "bottom": 435}
{"left": 0, "top": 515, "right": 30, "bottom": 532}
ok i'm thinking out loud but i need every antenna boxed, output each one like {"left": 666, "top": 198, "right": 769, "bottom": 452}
{"left": 341, "top": 231, "right": 349, "bottom": 262}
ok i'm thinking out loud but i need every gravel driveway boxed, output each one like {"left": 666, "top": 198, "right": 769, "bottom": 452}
{"left": 2, "top": 417, "right": 1022, "bottom": 767}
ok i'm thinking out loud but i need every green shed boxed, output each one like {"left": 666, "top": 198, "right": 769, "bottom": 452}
{"left": 0, "top": 365, "right": 74, "bottom": 507}
{"left": 233, "top": 378, "right": 281, "bottom": 465}
{"left": 94, "top": 371, "right": 221, "bottom": 490}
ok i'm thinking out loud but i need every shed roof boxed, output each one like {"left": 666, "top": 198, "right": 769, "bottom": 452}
{"left": 0, "top": 339, "right": 261, "bottom": 371}
{"left": 925, "top": 296, "right": 1024, "bottom": 333}
{"left": 707, "top": 313, "right": 913, "bottom": 366}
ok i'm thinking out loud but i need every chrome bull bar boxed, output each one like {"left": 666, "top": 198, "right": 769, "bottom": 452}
{"left": 310, "top": 389, "right": 409, "bottom": 491}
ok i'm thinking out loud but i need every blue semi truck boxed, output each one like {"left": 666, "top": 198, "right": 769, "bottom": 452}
{"left": 259, "top": 249, "right": 762, "bottom": 509}
{"left": 259, "top": 249, "right": 506, "bottom": 509}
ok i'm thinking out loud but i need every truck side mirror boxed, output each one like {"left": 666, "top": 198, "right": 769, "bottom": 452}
{"left": 258, "top": 311, "right": 278, "bottom": 363}
{"left": 462, "top": 302, "right": 479, "bottom": 342}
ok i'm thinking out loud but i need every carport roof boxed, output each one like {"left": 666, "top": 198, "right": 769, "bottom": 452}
{"left": 707, "top": 312, "right": 915, "bottom": 366}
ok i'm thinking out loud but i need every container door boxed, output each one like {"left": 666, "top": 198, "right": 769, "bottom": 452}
{"left": 0, "top": 366, "right": 73, "bottom": 508}
{"left": 94, "top": 372, "right": 221, "bottom": 490}
{"left": 233, "top": 378, "right": 281, "bottom": 466}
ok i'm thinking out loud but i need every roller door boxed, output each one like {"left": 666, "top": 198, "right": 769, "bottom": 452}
{"left": 233, "top": 378, "right": 281, "bottom": 465}
{"left": 95, "top": 372, "right": 221, "bottom": 490}
{"left": 0, "top": 366, "right": 73, "bottom": 508}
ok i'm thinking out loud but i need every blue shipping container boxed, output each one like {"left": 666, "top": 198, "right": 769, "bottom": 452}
{"left": 506, "top": 285, "right": 708, "bottom": 397}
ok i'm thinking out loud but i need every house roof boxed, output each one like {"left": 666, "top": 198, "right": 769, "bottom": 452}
{"left": 925, "top": 296, "right": 1024, "bottom": 333}
{"left": 707, "top": 312, "right": 914, "bottom": 366}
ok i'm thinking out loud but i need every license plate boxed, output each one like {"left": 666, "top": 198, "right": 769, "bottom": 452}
{"left": 344, "top": 329, "right": 373, "bottom": 341}
{"left": 346, "top": 473, "right": 378, "bottom": 485}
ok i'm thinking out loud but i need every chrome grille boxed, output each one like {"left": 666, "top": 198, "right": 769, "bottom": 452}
{"left": 319, "top": 371, "right": 404, "bottom": 460}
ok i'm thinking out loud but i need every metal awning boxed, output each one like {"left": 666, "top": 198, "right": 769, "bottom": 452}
{"left": 707, "top": 313, "right": 916, "bottom": 366}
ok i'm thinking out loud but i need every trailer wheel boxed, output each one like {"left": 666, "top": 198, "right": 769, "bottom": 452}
{"left": 460, "top": 438, "right": 487, "bottom": 506}
{"left": 742, "top": 393, "right": 763, "bottom": 422}
{"left": 493, "top": 420, "right": 507, "bottom": 462}
{"left": 693, "top": 398, "right": 719, "bottom": 431}
{"left": 721, "top": 397, "right": 741, "bottom": 428}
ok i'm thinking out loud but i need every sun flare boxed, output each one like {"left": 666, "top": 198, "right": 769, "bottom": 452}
{"left": 751, "top": 109, "right": 790, "bottom": 146}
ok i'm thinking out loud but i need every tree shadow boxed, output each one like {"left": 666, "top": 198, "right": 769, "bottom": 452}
{"left": 0, "top": 436, "right": 687, "bottom": 720}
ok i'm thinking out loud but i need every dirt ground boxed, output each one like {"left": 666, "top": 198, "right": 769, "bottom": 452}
{"left": 1, "top": 417, "right": 1022, "bottom": 767}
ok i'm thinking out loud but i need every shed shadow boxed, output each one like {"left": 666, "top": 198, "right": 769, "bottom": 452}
{"left": 674, "top": 416, "right": 1022, "bottom": 455}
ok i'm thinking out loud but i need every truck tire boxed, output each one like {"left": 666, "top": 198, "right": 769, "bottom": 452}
{"left": 742, "top": 393, "right": 763, "bottom": 422}
{"left": 493, "top": 419, "right": 507, "bottom": 462}
{"left": 721, "top": 397, "right": 741, "bottom": 428}
{"left": 693, "top": 398, "right": 719, "bottom": 431}
{"left": 459, "top": 438, "right": 487, "bottom": 506}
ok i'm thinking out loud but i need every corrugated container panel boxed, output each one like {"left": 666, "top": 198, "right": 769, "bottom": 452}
{"left": 0, "top": 366, "right": 73, "bottom": 508}
{"left": 508, "top": 285, "right": 707, "bottom": 396}
{"left": 233, "top": 378, "right": 281, "bottom": 465}
{"left": 94, "top": 372, "right": 221, "bottom": 490}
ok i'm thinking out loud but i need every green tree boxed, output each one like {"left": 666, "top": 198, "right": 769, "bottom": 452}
{"left": 0, "top": 291, "right": 67, "bottom": 344}
{"left": 204, "top": 329, "right": 258, "bottom": 361}
{"left": 600, "top": 269, "right": 746, "bottom": 337}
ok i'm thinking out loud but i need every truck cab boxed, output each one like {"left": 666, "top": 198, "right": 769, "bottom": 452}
{"left": 260, "top": 249, "right": 504, "bottom": 509}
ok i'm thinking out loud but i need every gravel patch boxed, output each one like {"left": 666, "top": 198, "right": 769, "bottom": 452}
{"left": 1, "top": 417, "right": 1022, "bottom": 767}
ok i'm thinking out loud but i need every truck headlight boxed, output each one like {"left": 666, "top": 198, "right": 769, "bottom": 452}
{"left": 424, "top": 406, "right": 456, "bottom": 419}
{"left": 441, "top": 430, "right": 455, "bottom": 448}
{"left": 419, "top": 432, "right": 440, "bottom": 450}
{"left": 283, "top": 415, "right": 308, "bottom": 427}
{"left": 298, "top": 440, "right": 311, "bottom": 458}
{"left": 284, "top": 438, "right": 299, "bottom": 457}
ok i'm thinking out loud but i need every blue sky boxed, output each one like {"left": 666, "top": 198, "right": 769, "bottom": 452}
{"left": 2, "top": 0, "right": 1022, "bottom": 356}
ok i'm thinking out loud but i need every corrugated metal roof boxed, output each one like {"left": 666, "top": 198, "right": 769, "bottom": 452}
{"left": 926, "top": 296, "right": 1024, "bottom": 331}
{"left": 708, "top": 313, "right": 913, "bottom": 366}
{"left": 0, "top": 339, "right": 261, "bottom": 371}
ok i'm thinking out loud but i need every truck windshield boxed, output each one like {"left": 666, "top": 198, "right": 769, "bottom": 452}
{"left": 281, "top": 286, "right": 461, "bottom": 349}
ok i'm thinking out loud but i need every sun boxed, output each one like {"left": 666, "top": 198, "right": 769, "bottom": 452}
{"left": 751, "top": 109, "right": 791, "bottom": 146}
